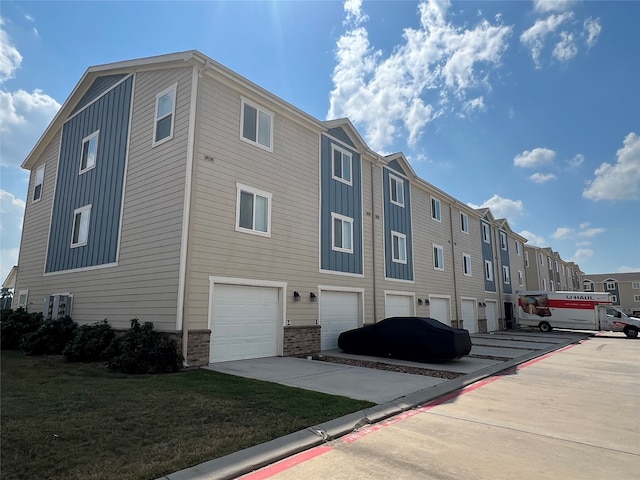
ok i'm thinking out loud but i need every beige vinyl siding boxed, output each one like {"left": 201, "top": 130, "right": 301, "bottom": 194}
{"left": 13, "top": 66, "right": 193, "bottom": 331}
{"left": 450, "top": 206, "right": 487, "bottom": 306}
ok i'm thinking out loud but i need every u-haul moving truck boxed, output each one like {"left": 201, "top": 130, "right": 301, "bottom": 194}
{"left": 516, "top": 291, "right": 640, "bottom": 338}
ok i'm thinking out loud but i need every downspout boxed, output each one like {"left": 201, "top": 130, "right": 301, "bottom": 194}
{"left": 449, "top": 204, "right": 459, "bottom": 326}
{"left": 178, "top": 64, "right": 201, "bottom": 366}
{"left": 370, "top": 161, "right": 378, "bottom": 323}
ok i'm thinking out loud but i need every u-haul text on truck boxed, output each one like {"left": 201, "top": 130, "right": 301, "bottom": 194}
{"left": 516, "top": 291, "right": 640, "bottom": 338}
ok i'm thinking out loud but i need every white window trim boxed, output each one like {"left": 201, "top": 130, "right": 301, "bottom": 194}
{"left": 463, "top": 253, "right": 472, "bottom": 276}
{"left": 17, "top": 289, "right": 29, "bottom": 309}
{"left": 33, "top": 165, "right": 45, "bottom": 203}
{"left": 543, "top": 278, "right": 548, "bottom": 291}
{"left": 605, "top": 281, "right": 616, "bottom": 290}
{"left": 152, "top": 83, "right": 177, "bottom": 147}
{"left": 331, "top": 144, "right": 353, "bottom": 186}
{"left": 482, "top": 222, "right": 491, "bottom": 243}
{"left": 484, "top": 260, "right": 493, "bottom": 281}
{"left": 503, "top": 266, "right": 510, "bottom": 284}
{"left": 539, "top": 253, "right": 544, "bottom": 265}
{"left": 79, "top": 130, "right": 99, "bottom": 174}
{"left": 391, "top": 230, "right": 407, "bottom": 264}
{"left": 389, "top": 174, "right": 405, "bottom": 207}
{"left": 460, "top": 212, "right": 469, "bottom": 233}
{"left": 331, "top": 212, "right": 354, "bottom": 254}
{"left": 431, "top": 197, "right": 442, "bottom": 222}
{"left": 433, "top": 244, "right": 444, "bottom": 271}
{"left": 240, "top": 96, "right": 274, "bottom": 152}
{"left": 547, "top": 256, "right": 552, "bottom": 268}
{"left": 632, "top": 282, "right": 640, "bottom": 289}
{"left": 500, "top": 231, "right": 507, "bottom": 251}
{"left": 611, "top": 294, "right": 618, "bottom": 303}
{"left": 71, "top": 204, "right": 92, "bottom": 248}
{"left": 235, "top": 183, "right": 272, "bottom": 237}
{"left": 525, "top": 251, "right": 529, "bottom": 267}
{"left": 633, "top": 295, "right": 640, "bottom": 302}
{"left": 515, "top": 241, "right": 521, "bottom": 255}
{"left": 518, "top": 270, "right": 524, "bottom": 286}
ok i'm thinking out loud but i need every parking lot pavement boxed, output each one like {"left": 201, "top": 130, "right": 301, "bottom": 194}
{"left": 163, "top": 330, "right": 592, "bottom": 480}
{"left": 238, "top": 333, "right": 640, "bottom": 480}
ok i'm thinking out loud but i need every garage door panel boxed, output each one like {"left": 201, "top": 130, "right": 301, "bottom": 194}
{"left": 486, "top": 301, "right": 498, "bottom": 331}
{"left": 461, "top": 299, "right": 477, "bottom": 333}
{"left": 385, "top": 294, "right": 413, "bottom": 318}
{"left": 430, "top": 298, "right": 450, "bottom": 326}
{"left": 320, "top": 291, "right": 359, "bottom": 350}
{"left": 211, "top": 284, "right": 280, "bottom": 362}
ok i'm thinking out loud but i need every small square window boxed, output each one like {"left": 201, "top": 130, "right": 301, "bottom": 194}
{"left": 80, "top": 131, "right": 99, "bottom": 173}
{"left": 236, "top": 184, "right": 272, "bottom": 237}
{"left": 433, "top": 244, "right": 444, "bottom": 271}
{"left": 611, "top": 295, "right": 617, "bottom": 303}
{"left": 633, "top": 295, "right": 640, "bottom": 302}
{"left": 241, "top": 98, "right": 273, "bottom": 151}
{"left": 17, "top": 290, "right": 29, "bottom": 309}
{"left": 33, "top": 165, "right": 45, "bottom": 202}
{"left": 71, "top": 205, "right": 92, "bottom": 247}
{"left": 460, "top": 213, "right": 468, "bottom": 233}
{"left": 431, "top": 197, "right": 441, "bottom": 222}
{"left": 632, "top": 282, "right": 640, "bottom": 289}
{"left": 605, "top": 281, "right": 616, "bottom": 290}
{"left": 500, "top": 231, "right": 507, "bottom": 250}
{"left": 482, "top": 222, "right": 491, "bottom": 243}
{"left": 484, "top": 260, "right": 493, "bottom": 281}
{"left": 463, "top": 254, "right": 472, "bottom": 276}
{"left": 389, "top": 174, "right": 404, "bottom": 207}
{"left": 391, "top": 231, "right": 407, "bottom": 264}
{"left": 153, "top": 84, "right": 177, "bottom": 145}
{"left": 332, "top": 213, "right": 353, "bottom": 253}
{"left": 332, "top": 146, "right": 352, "bottom": 185}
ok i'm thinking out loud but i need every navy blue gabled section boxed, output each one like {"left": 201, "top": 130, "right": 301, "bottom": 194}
{"left": 327, "top": 127, "right": 356, "bottom": 148}
{"left": 387, "top": 159, "right": 406, "bottom": 175}
{"left": 320, "top": 135, "right": 363, "bottom": 274}
{"left": 499, "top": 230, "right": 512, "bottom": 294}
{"left": 481, "top": 220, "right": 496, "bottom": 292}
{"left": 383, "top": 167, "right": 413, "bottom": 281}
{"left": 46, "top": 76, "right": 133, "bottom": 272}
{"left": 71, "top": 74, "right": 128, "bottom": 115}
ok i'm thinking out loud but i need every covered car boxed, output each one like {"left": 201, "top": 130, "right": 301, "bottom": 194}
{"left": 337, "top": 317, "right": 472, "bottom": 362}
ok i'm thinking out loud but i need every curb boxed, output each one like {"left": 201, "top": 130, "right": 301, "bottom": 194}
{"left": 158, "top": 333, "right": 589, "bottom": 480}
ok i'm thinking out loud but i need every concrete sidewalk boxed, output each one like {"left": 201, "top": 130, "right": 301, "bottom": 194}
{"left": 159, "top": 330, "right": 589, "bottom": 480}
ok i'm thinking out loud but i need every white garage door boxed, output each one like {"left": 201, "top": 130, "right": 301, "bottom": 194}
{"left": 486, "top": 301, "right": 498, "bottom": 331}
{"left": 210, "top": 284, "right": 280, "bottom": 362}
{"left": 430, "top": 297, "right": 450, "bottom": 326}
{"left": 320, "top": 291, "right": 360, "bottom": 350}
{"left": 385, "top": 294, "right": 413, "bottom": 318}
{"left": 461, "top": 299, "right": 477, "bottom": 333}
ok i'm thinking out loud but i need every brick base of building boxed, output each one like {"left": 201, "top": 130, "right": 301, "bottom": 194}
{"left": 185, "top": 329, "right": 211, "bottom": 367}
{"left": 283, "top": 325, "right": 321, "bottom": 356}
{"left": 478, "top": 318, "right": 488, "bottom": 333}
{"left": 451, "top": 319, "right": 463, "bottom": 329}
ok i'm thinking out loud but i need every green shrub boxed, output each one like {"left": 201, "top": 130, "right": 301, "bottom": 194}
{"left": 106, "top": 318, "right": 182, "bottom": 374}
{"left": 63, "top": 320, "right": 115, "bottom": 362}
{"left": 1, "top": 309, "right": 44, "bottom": 350}
{"left": 21, "top": 316, "right": 77, "bottom": 355}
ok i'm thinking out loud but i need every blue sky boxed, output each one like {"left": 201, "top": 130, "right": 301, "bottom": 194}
{"left": 1, "top": 0, "right": 639, "bottom": 284}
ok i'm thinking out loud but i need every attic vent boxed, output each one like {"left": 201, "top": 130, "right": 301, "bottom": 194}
{"left": 43, "top": 295, "right": 73, "bottom": 320}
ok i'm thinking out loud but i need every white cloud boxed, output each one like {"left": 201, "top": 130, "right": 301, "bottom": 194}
{"left": 583, "top": 17, "right": 601, "bottom": 49}
{"left": 0, "top": 19, "right": 23, "bottom": 82}
{"left": 463, "top": 96, "right": 486, "bottom": 113}
{"left": 583, "top": 132, "right": 640, "bottom": 201}
{"left": 567, "top": 153, "right": 584, "bottom": 167}
{"left": 328, "top": 0, "right": 512, "bottom": 151}
{"left": 519, "top": 229, "right": 545, "bottom": 246}
{"left": 533, "top": 0, "right": 577, "bottom": 13}
{"left": 468, "top": 194, "right": 524, "bottom": 223}
{"left": 617, "top": 265, "right": 640, "bottom": 273}
{"left": 578, "top": 227, "right": 605, "bottom": 238}
{"left": 552, "top": 227, "right": 572, "bottom": 239}
{"left": 0, "top": 247, "right": 19, "bottom": 284}
{"left": 579, "top": 222, "right": 590, "bottom": 229}
{"left": 571, "top": 248, "right": 593, "bottom": 264}
{"left": 552, "top": 31, "right": 578, "bottom": 62}
{"left": 0, "top": 190, "right": 25, "bottom": 282}
{"left": 514, "top": 147, "right": 556, "bottom": 168}
{"left": 530, "top": 172, "right": 556, "bottom": 183}
{"left": 520, "top": 12, "right": 573, "bottom": 68}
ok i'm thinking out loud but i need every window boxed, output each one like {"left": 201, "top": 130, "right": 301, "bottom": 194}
{"left": 332, "top": 146, "right": 352, "bottom": 185}
{"left": 241, "top": 97, "right": 273, "bottom": 151}
{"left": 584, "top": 281, "right": 593, "bottom": 291}
{"left": 80, "top": 131, "right": 99, "bottom": 173}
{"left": 391, "top": 231, "right": 407, "bottom": 263}
{"left": 332, "top": 213, "right": 353, "bottom": 253}
{"left": 547, "top": 256, "right": 552, "bottom": 269}
{"left": 515, "top": 241, "right": 521, "bottom": 255}
{"left": 153, "top": 84, "right": 177, "bottom": 145}
{"left": 17, "top": 290, "right": 28, "bottom": 309}
{"left": 543, "top": 278, "right": 548, "bottom": 291}
{"left": 605, "top": 281, "right": 616, "bottom": 290}
{"left": 539, "top": 253, "right": 544, "bottom": 266}
{"left": 463, "top": 254, "right": 472, "bottom": 276}
{"left": 634, "top": 295, "right": 640, "bottom": 302}
{"left": 236, "top": 184, "right": 272, "bottom": 237}
{"left": 611, "top": 295, "right": 618, "bottom": 303}
{"left": 551, "top": 281, "right": 555, "bottom": 292}
{"left": 389, "top": 174, "right": 405, "bottom": 207}
{"left": 482, "top": 222, "right": 491, "bottom": 243}
{"left": 433, "top": 244, "right": 444, "bottom": 270}
{"left": 500, "top": 231, "right": 507, "bottom": 250}
{"left": 518, "top": 270, "right": 524, "bottom": 286}
{"left": 561, "top": 264, "right": 565, "bottom": 275}
{"left": 555, "top": 261, "right": 559, "bottom": 273}
{"left": 33, "top": 165, "right": 45, "bottom": 202}
{"left": 503, "top": 265, "right": 510, "bottom": 284}
{"left": 71, "top": 205, "right": 92, "bottom": 247}
{"left": 525, "top": 251, "right": 529, "bottom": 267}
{"left": 460, "top": 213, "right": 468, "bottom": 233}
{"left": 484, "top": 260, "right": 493, "bottom": 281}
{"left": 431, "top": 197, "right": 441, "bottom": 222}
{"left": 633, "top": 282, "right": 640, "bottom": 289}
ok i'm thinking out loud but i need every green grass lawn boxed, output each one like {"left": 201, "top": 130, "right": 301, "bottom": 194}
{"left": 0, "top": 351, "right": 373, "bottom": 480}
